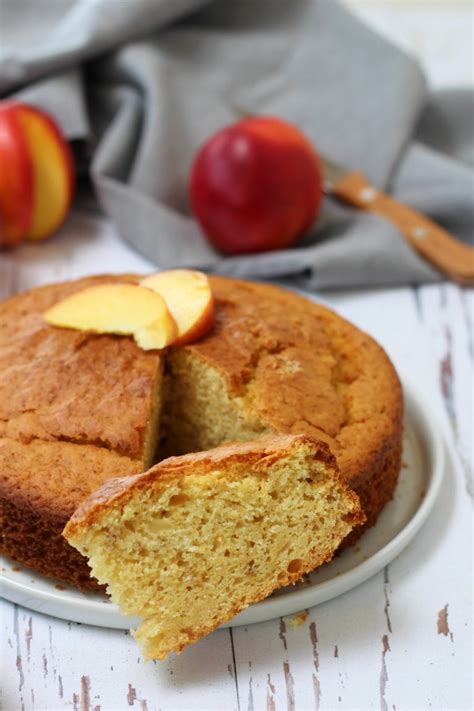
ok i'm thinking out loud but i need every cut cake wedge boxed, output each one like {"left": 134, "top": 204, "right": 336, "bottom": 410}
{"left": 64, "top": 434, "right": 364, "bottom": 660}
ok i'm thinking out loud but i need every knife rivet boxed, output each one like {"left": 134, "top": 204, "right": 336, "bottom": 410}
{"left": 359, "top": 187, "right": 377, "bottom": 203}
{"left": 412, "top": 226, "right": 427, "bottom": 240}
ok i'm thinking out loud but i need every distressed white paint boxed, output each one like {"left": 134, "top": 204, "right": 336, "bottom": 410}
{"left": 1, "top": 213, "right": 472, "bottom": 711}
{"left": 1, "top": 3, "right": 473, "bottom": 709}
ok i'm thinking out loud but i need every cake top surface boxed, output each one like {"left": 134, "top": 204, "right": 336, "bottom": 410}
{"left": 0, "top": 274, "right": 162, "bottom": 462}
{"left": 0, "top": 437, "right": 141, "bottom": 514}
{"left": 0, "top": 273, "right": 402, "bottom": 516}
{"left": 185, "top": 275, "right": 402, "bottom": 482}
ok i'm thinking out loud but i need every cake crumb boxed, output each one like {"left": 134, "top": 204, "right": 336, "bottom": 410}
{"left": 285, "top": 610, "right": 309, "bottom": 628}
{"left": 296, "top": 574, "right": 312, "bottom": 587}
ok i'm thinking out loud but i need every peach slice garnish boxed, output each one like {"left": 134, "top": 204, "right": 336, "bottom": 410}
{"left": 140, "top": 270, "right": 215, "bottom": 345}
{"left": 44, "top": 284, "right": 177, "bottom": 350}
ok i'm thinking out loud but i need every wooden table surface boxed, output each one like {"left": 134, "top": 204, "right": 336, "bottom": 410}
{"left": 1, "top": 211, "right": 472, "bottom": 711}
{"left": 1, "top": 4, "right": 472, "bottom": 710}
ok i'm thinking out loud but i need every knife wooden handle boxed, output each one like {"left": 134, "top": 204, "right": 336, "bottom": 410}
{"left": 331, "top": 171, "right": 474, "bottom": 285}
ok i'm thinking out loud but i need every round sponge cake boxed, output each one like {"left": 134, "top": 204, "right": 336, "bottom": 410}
{"left": 0, "top": 274, "right": 402, "bottom": 589}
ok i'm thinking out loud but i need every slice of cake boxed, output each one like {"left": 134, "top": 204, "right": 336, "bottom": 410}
{"left": 64, "top": 434, "right": 364, "bottom": 660}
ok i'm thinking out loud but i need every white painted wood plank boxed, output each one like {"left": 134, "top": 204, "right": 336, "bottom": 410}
{"left": 0, "top": 211, "right": 156, "bottom": 298}
{"left": 231, "top": 572, "right": 397, "bottom": 711}
{"left": 1, "top": 602, "right": 239, "bottom": 711}
{"left": 1, "top": 212, "right": 472, "bottom": 710}
{"left": 419, "top": 284, "right": 473, "bottom": 499}
{"left": 326, "top": 283, "right": 473, "bottom": 711}
{"left": 385, "top": 284, "right": 472, "bottom": 711}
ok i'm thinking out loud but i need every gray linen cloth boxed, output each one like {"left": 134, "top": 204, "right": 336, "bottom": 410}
{"left": 1, "top": 0, "right": 473, "bottom": 288}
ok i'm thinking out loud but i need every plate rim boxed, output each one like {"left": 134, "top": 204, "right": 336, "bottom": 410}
{"left": 225, "top": 375, "right": 445, "bottom": 625}
{"left": 0, "top": 377, "right": 445, "bottom": 628}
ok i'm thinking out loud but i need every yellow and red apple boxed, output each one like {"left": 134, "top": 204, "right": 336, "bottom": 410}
{"left": 189, "top": 116, "right": 323, "bottom": 254}
{"left": 0, "top": 101, "right": 75, "bottom": 247}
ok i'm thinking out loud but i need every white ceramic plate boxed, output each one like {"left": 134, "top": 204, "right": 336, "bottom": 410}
{"left": 0, "top": 379, "right": 444, "bottom": 629}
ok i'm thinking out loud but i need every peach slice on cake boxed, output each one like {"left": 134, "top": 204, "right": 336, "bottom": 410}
{"left": 44, "top": 284, "right": 177, "bottom": 350}
{"left": 140, "top": 270, "right": 215, "bottom": 345}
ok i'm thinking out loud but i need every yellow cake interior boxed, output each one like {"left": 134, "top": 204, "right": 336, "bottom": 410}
{"left": 65, "top": 435, "right": 363, "bottom": 660}
{"left": 159, "top": 348, "right": 270, "bottom": 457}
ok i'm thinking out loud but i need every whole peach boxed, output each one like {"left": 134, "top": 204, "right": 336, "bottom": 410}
{"left": 189, "top": 117, "right": 322, "bottom": 254}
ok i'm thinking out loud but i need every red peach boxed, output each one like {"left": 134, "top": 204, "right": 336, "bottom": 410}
{"left": 189, "top": 116, "right": 322, "bottom": 254}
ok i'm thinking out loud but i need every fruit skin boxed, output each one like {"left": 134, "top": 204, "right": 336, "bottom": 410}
{"left": 189, "top": 116, "right": 323, "bottom": 254}
{"left": 140, "top": 269, "right": 215, "bottom": 345}
{"left": 0, "top": 100, "right": 75, "bottom": 247}
{"left": 0, "top": 103, "right": 34, "bottom": 247}
{"left": 17, "top": 103, "right": 75, "bottom": 241}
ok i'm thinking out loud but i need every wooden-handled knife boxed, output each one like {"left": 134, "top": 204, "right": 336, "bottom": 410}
{"left": 322, "top": 157, "right": 474, "bottom": 285}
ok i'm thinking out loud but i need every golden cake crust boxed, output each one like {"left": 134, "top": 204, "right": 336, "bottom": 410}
{"left": 0, "top": 274, "right": 402, "bottom": 588}
{"left": 185, "top": 276, "right": 403, "bottom": 489}
{"left": 65, "top": 433, "right": 347, "bottom": 537}
{"left": 0, "top": 438, "right": 141, "bottom": 588}
{"left": 0, "top": 274, "right": 162, "bottom": 460}
{"left": 0, "top": 274, "right": 163, "bottom": 588}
